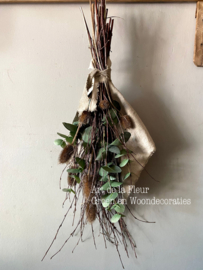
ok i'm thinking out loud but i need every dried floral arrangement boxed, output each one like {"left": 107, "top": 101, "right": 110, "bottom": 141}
{"left": 42, "top": 1, "right": 156, "bottom": 268}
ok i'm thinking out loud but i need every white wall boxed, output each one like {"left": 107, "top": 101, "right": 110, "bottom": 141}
{"left": 0, "top": 3, "right": 202, "bottom": 270}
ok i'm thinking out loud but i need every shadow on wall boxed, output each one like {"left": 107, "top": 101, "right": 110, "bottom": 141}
{"left": 117, "top": 14, "right": 193, "bottom": 220}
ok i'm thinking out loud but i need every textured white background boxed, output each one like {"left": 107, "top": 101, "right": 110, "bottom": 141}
{"left": 0, "top": 3, "right": 203, "bottom": 270}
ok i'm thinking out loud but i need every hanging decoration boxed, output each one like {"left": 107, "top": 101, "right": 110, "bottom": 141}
{"left": 42, "top": 1, "right": 156, "bottom": 267}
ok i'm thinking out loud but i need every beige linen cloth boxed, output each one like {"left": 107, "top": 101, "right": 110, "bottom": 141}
{"left": 78, "top": 58, "right": 156, "bottom": 200}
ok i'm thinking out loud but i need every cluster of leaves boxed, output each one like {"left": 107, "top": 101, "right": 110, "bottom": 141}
{"left": 97, "top": 132, "right": 132, "bottom": 223}
{"left": 63, "top": 157, "right": 86, "bottom": 194}
{"left": 54, "top": 122, "right": 79, "bottom": 148}
{"left": 54, "top": 103, "right": 133, "bottom": 224}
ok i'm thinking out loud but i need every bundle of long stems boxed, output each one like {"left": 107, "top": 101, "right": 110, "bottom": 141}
{"left": 82, "top": 0, "right": 114, "bottom": 70}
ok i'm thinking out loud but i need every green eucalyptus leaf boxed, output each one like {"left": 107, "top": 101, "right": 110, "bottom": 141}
{"left": 110, "top": 138, "right": 122, "bottom": 146}
{"left": 54, "top": 139, "right": 66, "bottom": 148}
{"left": 54, "top": 139, "right": 64, "bottom": 145}
{"left": 102, "top": 194, "right": 111, "bottom": 207}
{"left": 70, "top": 131, "right": 76, "bottom": 138}
{"left": 100, "top": 182, "right": 111, "bottom": 191}
{"left": 76, "top": 157, "right": 86, "bottom": 169}
{"left": 123, "top": 131, "right": 131, "bottom": 143}
{"left": 117, "top": 204, "right": 125, "bottom": 213}
{"left": 102, "top": 115, "right": 107, "bottom": 124}
{"left": 108, "top": 146, "right": 120, "bottom": 154}
{"left": 82, "top": 126, "right": 92, "bottom": 144}
{"left": 57, "top": 133, "right": 69, "bottom": 140}
{"left": 120, "top": 159, "right": 129, "bottom": 167}
{"left": 67, "top": 168, "right": 82, "bottom": 174}
{"left": 100, "top": 175, "right": 108, "bottom": 182}
{"left": 111, "top": 214, "right": 121, "bottom": 223}
{"left": 109, "top": 108, "right": 117, "bottom": 119}
{"left": 72, "top": 121, "right": 79, "bottom": 126}
{"left": 102, "top": 165, "right": 121, "bottom": 174}
{"left": 71, "top": 175, "right": 80, "bottom": 184}
{"left": 66, "top": 137, "right": 74, "bottom": 144}
{"left": 102, "top": 192, "right": 118, "bottom": 208}
{"left": 99, "top": 167, "right": 109, "bottom": 177}
{"left": 124, "top": 172, "right": 131, "bottom": 180}
{"left": 110, "top": 165, "right": 122, "bottom": 173}
{"left": 102, "top": 200, "right": 110, "bottom": 208}
{"left": 62, "top": 142, "right": 66, "bottom": 148}
{"left": 108, "top": 109, "right": 118, "bottom": 126}
{"left": 62, "top": 188, "right": 75, "bottom": 194}
{"left": 111, "top": 182, "right": 122, "bottom": 187}
{"left": 107, "top": 162, "right": 113, "bottom": 166}
{"left": 115, "top": 149, "right": 127, "bottom": 158}
{"left": 100, "top": 175, "right": 116, "bottom": 182}
{"left": 107, "top": 192, "right": 118, "bottom": 201}
{"left": 111, "top": 203, "right": 125, "bottom": 213}
{"left": 111, "top": 204, "right": 117, "bottom": 210}
{"left": 63, "top": 122, "right": 77, "bottom": 133}
{"left": 102, "top": 166, "right": 114, "bottom": 173}
{"left": 96, "top": 148, "right": 106, "bottom": 161}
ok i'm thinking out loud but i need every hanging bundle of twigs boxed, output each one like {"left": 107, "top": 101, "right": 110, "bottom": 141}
{"left": 42, "top": 1, "right": 156, "bottom": 268}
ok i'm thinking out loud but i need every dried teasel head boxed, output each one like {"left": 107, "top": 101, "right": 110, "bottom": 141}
{"left": 120, "top": 115, "right": 132, "bottom": 129}
{"left": 79, "top": 111, "right": 92, "bottom": 125}
{"left": 67, "top": 173, "right": 76, "bottom": 187}
{"left": 86, "top": 201, "right": 96, "bottom": 223}
{"left": 83, "top": 175, "right": 93, "bottom": 199}
{"left": 99, "top": 100, "right": 110, "bottom": 110}
{"left": 59, "top": 144, "right": 74, "bottom": 164}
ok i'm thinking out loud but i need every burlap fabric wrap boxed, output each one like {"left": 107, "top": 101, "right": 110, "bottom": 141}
{"left": 78, "top": 58, "right": 156, "bottom": 200}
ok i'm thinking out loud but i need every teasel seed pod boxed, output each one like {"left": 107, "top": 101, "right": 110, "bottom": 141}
{"left": 83, "top": 175, "right": 93, "bottom": 199}
{"left": 86, "top": 201, "right": 96, "bottom": 223}
{"left": 67, "top": 173, "right": 76, "bottom": 187}
{"left": 99, "top": 99, "right": 110, "bottom": 110}
{"left": 120, "top": 115, "right": 132, "bottom": 129}
{"left": 59, "top": 144, "right": 74, "bottom": 164}
{"left": 79, "top": 110, "right": 92, "bottom": 125}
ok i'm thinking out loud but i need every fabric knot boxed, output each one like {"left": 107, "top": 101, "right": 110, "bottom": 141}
{"left": 93, "top": 67, "right": 111, "bottom": 83}
{"left": 86, "top": 67, "right": 111, "bottom": 91}
{"left": 82, "top": 60, "right": 112, "bottom": 113}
